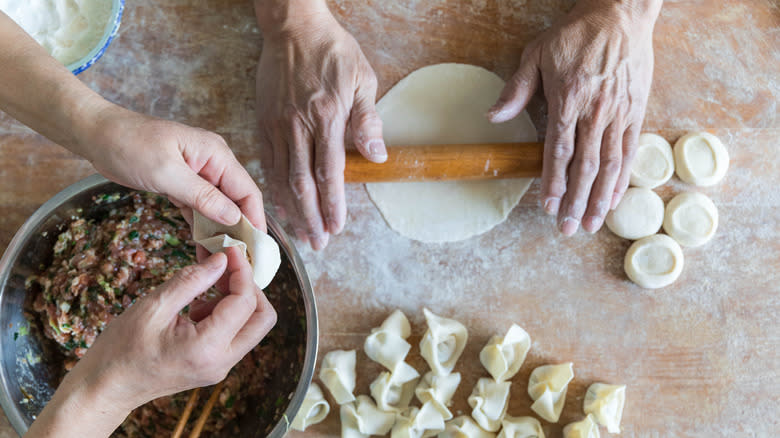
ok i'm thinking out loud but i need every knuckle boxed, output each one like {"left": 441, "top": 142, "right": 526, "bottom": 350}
{"left": 289, "top": 174, "right": 316, "bottom": 199}
{"left": 550, "top": 142, "right": 574, "bottom": 161}
{"left": 315, "top": 165, "right": 343, "bottom": 185}
{"left": 600, "top": 157, "right": 621, "bottom": 176}
{"left": 575, "top": 156, "right": 600, "bottom": 178}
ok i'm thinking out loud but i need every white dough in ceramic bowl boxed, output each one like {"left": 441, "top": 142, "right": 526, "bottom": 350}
{"left": 605, "top": 188, "right": 665, "bottom": 240}
{"left": 630, "top": 133, "right": 674, "bottom": 188}
{"left": 673, "top": 132, "right": 729, "bottom": 186}
{"left": 663, "top": 192, "right": 719, "bottom": 247}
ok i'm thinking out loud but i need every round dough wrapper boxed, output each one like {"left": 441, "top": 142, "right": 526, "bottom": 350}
{"left": 663, "top": 192, "right": 718, "bottom": 247}
{"left": 624, "top": 234, "right": 684, "bottom": 289}
{"left": 605, "top": 188, "right": 665, "bottom": 240}
{"left": 630, "top": 133, "right": 674, "bottom": 188}
{"left": 673, "top": 132, "right": 729, "bottom": 186}
{"left": 366, "top": 63, "right": 536, "bottom": 243}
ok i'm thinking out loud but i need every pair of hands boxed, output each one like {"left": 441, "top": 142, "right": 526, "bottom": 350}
{"left": 255, "top": 0, "right": 661, "bottom": 246}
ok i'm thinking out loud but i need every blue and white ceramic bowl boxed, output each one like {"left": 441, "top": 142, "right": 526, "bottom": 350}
{"left": 67, "top": 0, "right": 124, "bottom": 75}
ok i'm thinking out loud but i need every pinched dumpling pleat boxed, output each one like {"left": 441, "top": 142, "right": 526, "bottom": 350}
{"left": 562, "top": 415, "right": 600, "bottom": 438}
{"left": 392, "top": 402, "right": 447, "bottom": 438}
{"left": 370, "top": 362, "right": 420, "bottom": 412}
{"left": 497, "top": 416, "right": 545, "bottom": 438}
{"left": 479, "top": 324, "right": 531, "bottom": 382}
{"left": 420, "top": 308, "right": 468, "bottom": 376}
{"left": 320, "top": 350, "right": 357, "bottom": 405}
{"left": 291, "top": 383, "right": 330, "bottom": 431}
{"left": 527, "top": 363, "right": 574, "bottom": 423}
{"left": 341, "top": 395, "right": 397, "bottom": 438}
{"left": 415, "top": 371, "right": 461, "bottom": 420}
{"left": 365, "top": 310, "right": 413, "bottom": 371}
{"left": 440, "top": 416, "right": 496, "bottom": 438}
{"left": 467, "top": 378, "right": 511, "bottom": 432}
{"left": 583, "top": 383, "right": 626, "bottom": 433}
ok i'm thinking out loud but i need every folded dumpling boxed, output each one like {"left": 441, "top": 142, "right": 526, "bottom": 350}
{"left": 467, "top": 378, "right": 511, "bottom": 432}
{"left": 496, "top": 416, "right": 544, "bottom": 438}
{"left": 365, "top": 310, "right": 413, "bottom": 371}
{"left": 193, "top": 211, "right": 281, "bottom": 289}
{"left": 420, "top": 308, "right": 468, "bottom": 376}
{"left": 320, "top": 350, "right": 357, "bottom": 405}
{"left": 291, "top": 383, "right": 330, "bottom": 431}
{"left": 340, "top": 395, "right": 397, "bottom": 438}
{"left": 562, "top": 415, "right": 600, "bottom": 438}
{"left": 583, "top": 383, "right": 625, "bottom": 433}
{"left": 370, "top": 362, "right": 420, "bottom": 412}
{"left": 415, "top": 371, "right": 461, "bottom": 420}
{"left": 527, "top": 363, "right": 574, "bottom": 423}
{"left": 392, "top": 402, "right": 447, "bottom": 438}
{"left": 439, "top": 416, "right": 496, "bottom": 438}
{"left": 479, "top": 324, "right": 531, "bottom": 382}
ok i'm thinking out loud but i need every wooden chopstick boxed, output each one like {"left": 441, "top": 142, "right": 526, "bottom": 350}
{"left": 188, "top": 380, "right": 225, "bottom": 438}
{"left": 172, "top": 388, "right": 200, "bottom": 438}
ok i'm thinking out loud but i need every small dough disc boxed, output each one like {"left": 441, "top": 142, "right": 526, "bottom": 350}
{"left": 630, "top": 133, "right": 674, "bottom": 188}
{"left": 366, "top": 63, "right": 536, "bottom": 243}
{"left": 624, "top": 234, "right": 684, "bottom": 289}
{"left": 605, "top": 188, "right": 665, "bottom": 240}
{"left": 673, "top": 132, "right": 729, "bottom": 186}
{"left": 663, "top": 192, "right": 718, "bottom": 247}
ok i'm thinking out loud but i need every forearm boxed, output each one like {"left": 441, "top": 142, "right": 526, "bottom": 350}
{"left": 253, "top": 0, "right": 335, "bottom": 38}
{"left": 576, "top": 0, "right": 663, "bottom": 24}
{"left": 0, "top": 12, "right": 111, "bottom": 160}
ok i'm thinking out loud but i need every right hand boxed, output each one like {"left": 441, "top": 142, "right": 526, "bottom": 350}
{"left": 256, "top": 8, "right": 386, "bottom": 250}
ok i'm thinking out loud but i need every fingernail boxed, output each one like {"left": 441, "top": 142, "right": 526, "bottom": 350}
{"left": 221, "top": 205, "right": 241, "bottom": 225}
{"left": 368, "top": 140, "right": 387, "bottom": 162}
{"left": 543, "top": 197, "right": 560, "bottom": 215}
{"left": 310, "top": 233, "right": 329, "bottom": 251}
{"left": 328, "top": 218, "right": 342, "bottom": 235}
{"left": 582, "top": 215, "right": 603, "bottom": 234}
{"left": 560, "top": 217, "right": 579, "bottom": 236}
{"left": 294, "top": 228, "right": 308, "bottom": 243}
{"left": 611, "top": 192, "right": 623, "bottom": 210}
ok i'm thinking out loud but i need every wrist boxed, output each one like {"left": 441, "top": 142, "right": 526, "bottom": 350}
{"left": 254, "top": 0, "right": 337, "bottom": 42}
{"left": 576, "top": 0, "right": 662, "bottom": 27}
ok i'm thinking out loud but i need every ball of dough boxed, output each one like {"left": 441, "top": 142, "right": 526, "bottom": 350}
{"left": 630, "top": 133, "right": 674, "bottom": 188}
{"left": 663, "top": 192, "right": 719, "bottom": 247}
{"left": 673, "top": 132, "right": 729, "bottom": 186}
{"left": 624, "top": 234, "right": 684, "bottom": 289}
{"left": 605, "top": 188, "right": 665, "bottom": 240}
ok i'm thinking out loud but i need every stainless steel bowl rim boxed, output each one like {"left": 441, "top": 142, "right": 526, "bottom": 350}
{"left": 0, "top": 174, "right": 318, "bottom": 437}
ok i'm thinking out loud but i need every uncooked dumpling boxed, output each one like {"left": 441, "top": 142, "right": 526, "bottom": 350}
{"left": 192, "top": 211, "right": 281, "bottom": 289}
{"left": 479, "top": 324, "right": 531, "bottom": 382}
{"left": 605, "top": 188, "right": 665, "bottom": 240}
{"left": 291, "top": 383, "right": 330, "bottom": 431}
{"left": 341, "top": 395, "right": 397, "bottom": 438}
{"left": 366, "top": 63, "right": 537, "bottom": 243}
{"left": 630, "top": 133, "right": 674, "bottom": 188}
{"left": 392, "top": 402, "right": 447, "bottom": 438}
{"left": 467, "top": 378, "right": 511, "bottom": 432}
{"left": 415, "top": 371, "right": 461, "bottom": 420}
{"left": 370, "top": 364, "right": 420, "bottom": 412}
{"left": 583, "top": 383, "right": 626, "bottom": 434}
{"left": 527, "top": 363, "right": 574, "bottom": 423}
{"left": 497, "top": 416, "right": 545, "bottom": 438}
{"left": 320, "top": 350, "right": 357, "bottom": 405}
{"left": 420, "top": 309, "right": 468, "bottom": 376}
{"left": 562, "top": 415, "right": 600, "bottom": 438}
{"left": 365, "top": 310, "right": 413, "bottom": 371}
{"left": 673, "top": 132, "right": 729, "bottom": 186}
{"left": 663, "top": 192, "right": 718, "bottom": 247}
{"left": 624, "top": 234, "right": 684, "bottom": 289}
{"left": 440, "top": 416, "right": 496, "bottom": 438}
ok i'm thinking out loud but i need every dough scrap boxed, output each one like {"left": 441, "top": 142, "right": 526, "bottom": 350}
{"left": 366, "top": 63, "right": 537, "bottom": 243}
{"left": 562, "top": 415, "right": 600, "bottom": 438}
{"left": 320, "top": 350, "right": 357, "bottom": 405}
{"left": 527, "top": 363, "right": 574, "bottom": 423}
{"left": 605, "top": 188, "right": 665, "bottom": 240}
{"left": 441, "top": 416, "right": 496, "bottom": 438}
{"left": 479, "top": 324, "right": 531, "bottom": 382}
{"left": 497, "top": 416, "right": 545, "bottom": 438}
{"left": 341, "top": 395, "right": 397, "bottom": 438}
{"left": 291, "top": 383, "right": 330, "bottom": 431}
{"left": 630, "top": 133, "right": 674, "bottom": 188}
{"left": 467, "top": 378, "right": 511, "bottom": 432}
{"left": 192, "top": 211, "right": 281, "bottom": 289}
{"left": 673, "top": 131, "right": 729, "bottom": 186}
{"left": 624, "top": 234, "right": 684, "bottom": 289}
{"left": 420, "top": 308, "right": 468, "bottom": 376}
{"left": 415, "top": 371, "right": 461, "bottom": 420}
{"left": 663, "top": 192, "right": 719, "bottom": 247}
{"left": 583, "top": 383, "right": 626, "bottom": 434}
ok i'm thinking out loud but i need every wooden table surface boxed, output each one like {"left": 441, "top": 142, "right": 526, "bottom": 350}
{"left": 0, "top": 0, "right": 778, "bottom": 436}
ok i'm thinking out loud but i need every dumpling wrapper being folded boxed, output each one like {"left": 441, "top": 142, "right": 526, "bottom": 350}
{"left": 193, "top": 211, "right": 281, "bottom": 289}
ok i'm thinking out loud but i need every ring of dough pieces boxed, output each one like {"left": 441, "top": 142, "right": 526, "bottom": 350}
{"left": 673, "top": 131, "right": 729, "bottom": 186}
{"left": 663, "top": 192, "right": 719, "bottom": 247}
{"left": 624, "top": 234, "right": 684, "bottom": 289}
{"left": 605, "top": 188, "right": 665, "bottom": 240}
{"left": 366, "top": 63, "right": 537, "bottom": 243}
{"left": 630, "top": 133, "right": 675, "bottom": 188}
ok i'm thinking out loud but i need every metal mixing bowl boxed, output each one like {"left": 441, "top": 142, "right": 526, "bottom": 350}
{"left": 0, "top": 174, "right": 318, "bottom": 437}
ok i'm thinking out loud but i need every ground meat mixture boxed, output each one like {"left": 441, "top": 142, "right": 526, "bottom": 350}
{"left": 26, "top": 192, "right": 306, "bottom": 437}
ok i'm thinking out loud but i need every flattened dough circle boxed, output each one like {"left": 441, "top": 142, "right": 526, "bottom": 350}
{"left": 663, "top": 192, "right": 718, "bottom": 247}
{"left": 673, "top": 132, "right": 729, "bottom": 186}
{"left": 605, "top": 187, "right": 665, "bottom": 240}
{"left": 366, "top": 63, "right": 536, "bottom": 243}
{"left": 624, "top": 234, "right": 684, "bottom": 289}
{"left": 630, "top": 133, "right": 674, "bottom": 188}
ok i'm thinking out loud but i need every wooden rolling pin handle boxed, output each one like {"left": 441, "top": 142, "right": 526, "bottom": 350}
{"left": 343, "top": 142, "right": 544, "bottom": 183}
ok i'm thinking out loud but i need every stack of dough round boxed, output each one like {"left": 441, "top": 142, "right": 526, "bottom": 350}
{"left": 624, "top": 234, "right": 684, "bottom": 289}
{"left": 630, "top": 133, "right": 675, "bottom": 188}
{"left": 673, "top": 132, "right": 729, "bottom": 186}
{"left": 663, "top": 192, "right": 719, "bottom": 247}
{"left": 605, "top": 188, "right": 665, "bottom": 240}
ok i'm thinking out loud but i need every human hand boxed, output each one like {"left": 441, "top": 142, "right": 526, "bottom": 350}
{"left": 255, "top": 3, "right": 385, "bottom": 250}
{"left": 488, "top": 0, "right": 662, "bottom": 235}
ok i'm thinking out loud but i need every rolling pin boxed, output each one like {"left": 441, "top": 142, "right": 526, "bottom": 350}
{"left": 344, "top": 142, "right": 544, "bottom": 183}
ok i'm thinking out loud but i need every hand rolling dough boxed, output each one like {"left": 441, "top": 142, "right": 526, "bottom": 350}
{"left": 663, "top": 192, "right": 719, "bottom": 247}
{"left": 624, "top": 234, "right": 684, "bottom": 289}
{"left": 366, "top": 63, "right": 537, "bottom": 243}
{"left": 630, "top": 133, "right": 674, "bottom": 188}
{"left": 605, "top": 188, "right": 665, "bottom": 240}
{"left": 673, "top": 132, "right": 729, "bottom": 186}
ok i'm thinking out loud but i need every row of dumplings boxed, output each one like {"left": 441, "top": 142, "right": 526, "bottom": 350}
{"left": 291, "top": 309, "right": 626, "bottom": 438}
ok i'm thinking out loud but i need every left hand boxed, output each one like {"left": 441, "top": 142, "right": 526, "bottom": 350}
{"left": 488, "top": 0, "right": 662, "bottom": 235}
